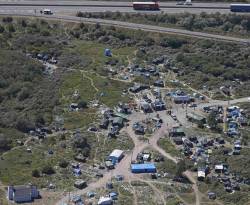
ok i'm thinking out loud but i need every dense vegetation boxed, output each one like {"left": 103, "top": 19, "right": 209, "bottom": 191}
{"left": 77, "top": 12, "right": 250, "bottom": 37}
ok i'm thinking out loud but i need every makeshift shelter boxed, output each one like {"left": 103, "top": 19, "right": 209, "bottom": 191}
{"left": 108, "top": 149, "right": 124, "bottom": 164}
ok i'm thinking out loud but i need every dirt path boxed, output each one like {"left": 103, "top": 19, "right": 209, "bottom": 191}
{"left": 128, "top": 180, "right": 138, "bottom": 205}
{"left": 140, "top": 179, "right": 166, "bottom": 205}
{"left": 81, "top": 71, "right": 99, "bottom": 92}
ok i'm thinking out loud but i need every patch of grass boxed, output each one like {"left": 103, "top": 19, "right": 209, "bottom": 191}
{"left": 158, "top": 137, "right": 182, "bottom": 158}
{"left": 199, "top": 182, "right": 250, "bottom": 205}
{"left": 61, "top": 71, "right": 131, "bottom": 108}
{"left": 179, "top": 193, "right": 196, "bottom": 204}
{"left": 0, "top": 189, "right": 8, "bottom": 205}
{"left": 63, "top": 109, "right": 97, "bottom": 130}
{"left": 212, "top": 91, "right": 233, "bottom": 101}
{"left": 0, "top": 139, "right": 75, "bottom": 189}
{"left": 63, "top": 40, "right": 135, "bottom": 76}
{"left": 89, "top": 72, "right": 131, "bottom": 107}
{"left": 210, "top": 148, "right": 250, "bottom": 178}
{"left": 0, "top": 128, "right": 25, "bottom": 153}
{"left": 88, "top": 132, "right": 134, "bottom": 163}
{"left": 165, "top": 197, "right": 182, "bottom": 205}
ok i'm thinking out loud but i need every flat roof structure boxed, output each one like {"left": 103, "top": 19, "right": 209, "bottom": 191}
{"left": 131, "top": 163, "right": 156, "bottom": 173}
{"left": 109, "top": 149, "right": 124, "bottom": 159}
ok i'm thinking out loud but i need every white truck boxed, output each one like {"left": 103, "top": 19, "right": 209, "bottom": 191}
{"left": 41, "top": 9, "right": 53, "bottom": 15}
{"left": 184, "top": 0, "right": 192, "bottom": 6}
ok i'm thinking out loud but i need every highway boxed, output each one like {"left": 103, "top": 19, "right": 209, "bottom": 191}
{"left": 0, "top": 0, "right": 231, "bottom": 8}
{"left": 0, "top": 0, "right": 232, "bottom": 14}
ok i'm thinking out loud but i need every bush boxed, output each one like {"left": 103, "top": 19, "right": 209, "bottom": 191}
{"left": 35, "top": 115, "right": 45, "bottom": 127}
{"left": 41, "top": 30, "right": 50, "bottom": 36}
{"left": 41, "top": 165, "right": 55, "bottom": 175}
{"left": 32, "top": 169, "right": 40, "bottom": 177}
{"left": 78, "top": 100, "right": 87, "bottom": 109}
{"left": 16, "top": 119, "right": 35, "bottom": 133}
{"left": 17, "top": 87, "right": 30, "bottom": 101}
{"left": 21, "top": 19, "right": 27, "bottom": 27}
{"left": 175, "top": 160, "right": 186, "bottom": 177}
{"left": 2, "top": 17, "right": 13, "bottom": 23}
{"left": 7, "top": 24, "right": 15, "bottom": 33}
{"left": 59, "top": 159, "right": 69, "bottom": 168}
{"left": 76, "top": 11, "right": 84, "bottom": 17}
{"left": 0, "top": 134, "right": 12, "bottom": 152}
{"left": 72, "top": 134, "right": 89, "bottom": 149}
{"left": 160, "top": 37, "right": 187, "bottom": 49}
{"left": 0, "top": 25, "right": 4, "bottom": 33}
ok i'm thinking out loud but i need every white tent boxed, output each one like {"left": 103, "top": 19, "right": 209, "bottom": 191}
{"left": 98, "top": 196, "right": 113, "bottom": 205}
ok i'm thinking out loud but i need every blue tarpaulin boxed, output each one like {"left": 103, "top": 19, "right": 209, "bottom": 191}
{"left": 131, "top": 163, "right": 156, "bottom": 173}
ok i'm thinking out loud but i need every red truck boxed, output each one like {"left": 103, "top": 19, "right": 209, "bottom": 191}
{"left": 133, "top": 2, "right": 160, "bottom": 10}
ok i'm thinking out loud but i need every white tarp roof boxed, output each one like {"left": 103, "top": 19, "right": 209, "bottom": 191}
{"left": 198, "top": 171, "right": 205, "bottom": 178}
{"left": 109, "top": 149, "right": 123, "bottom": 158}
{"left": 98, "top": 196, "right": 113, "bottom": 205}
{"left": 215, "top": 165, "right": 223, "bottom": 170}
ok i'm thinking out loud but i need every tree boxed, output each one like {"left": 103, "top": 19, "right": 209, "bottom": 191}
{"left": 207, "top": 111, "right": 218, "bottom": 130}
{"left": 175, "top": 160, "right": 186, "bottom": 177}
{"left": 32, "top": 169, "right": 40, "bottom": 177}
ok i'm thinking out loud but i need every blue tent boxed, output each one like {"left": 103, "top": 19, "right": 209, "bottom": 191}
{"left": 73, "top": 168, "right": 81, "bottom": 176}
{"left": 230, "top": 110, "right": 240, "bottom": 117}
{"left": 131, "top": 163, "right": 156, "bottom": 173}
{"left": 104, "top": 48, "right": 112, "bottom": 57}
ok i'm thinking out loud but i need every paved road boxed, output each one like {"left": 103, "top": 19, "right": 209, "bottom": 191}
{"left": 0, "top": 0, "right": 231, "bottom": 8}
{"left": 0, "top": 6, "right": 232, "bottom": 14}
{"left": 0, "top": 12, "right": 249, "bottom": 45}
{"left": 0, "top": 0, "right": 232, "bottom": 14}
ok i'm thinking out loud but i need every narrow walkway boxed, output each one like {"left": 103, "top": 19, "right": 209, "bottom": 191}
{"left": 81, "top": 71, "right": 99, "bottom": 92}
